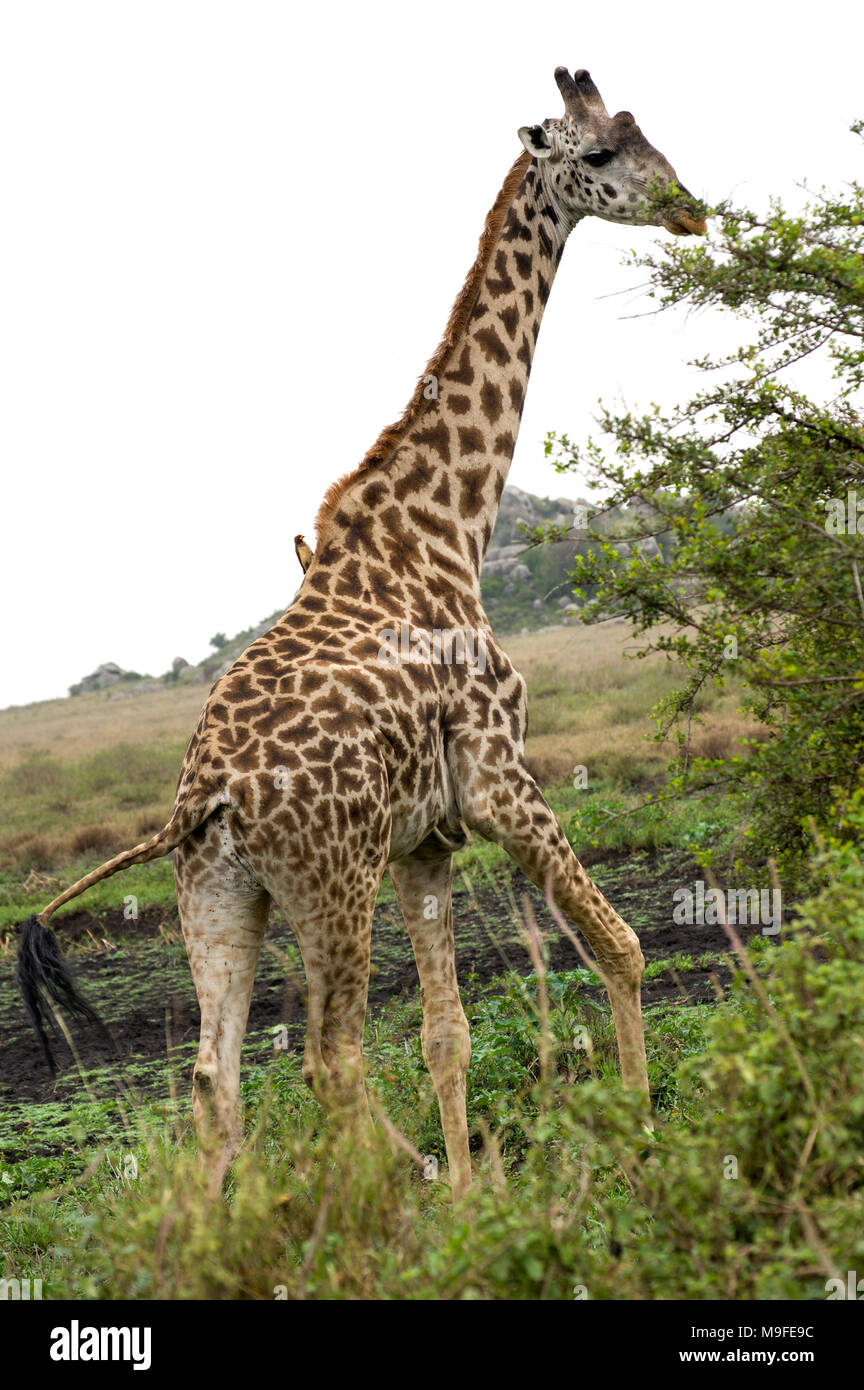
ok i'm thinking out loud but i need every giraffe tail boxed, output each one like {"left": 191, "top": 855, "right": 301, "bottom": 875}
{"left": 15, "top": 785, "right": 228, "bottom": 1074}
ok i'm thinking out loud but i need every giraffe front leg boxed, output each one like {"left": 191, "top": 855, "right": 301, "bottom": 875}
{"left": 457, "top": 758, "right": 650, "bottom": 1103}
{"left": 389, "top": 839, "right": 472, "bottom": 1202}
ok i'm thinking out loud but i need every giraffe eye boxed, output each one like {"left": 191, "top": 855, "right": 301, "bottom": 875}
{"left": 584, "top": 149, "right": 614, "bottom": 167}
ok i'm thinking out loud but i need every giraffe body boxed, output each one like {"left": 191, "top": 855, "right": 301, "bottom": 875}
{"left": 19, "top": 68, "right": 706, "bottom": 1197}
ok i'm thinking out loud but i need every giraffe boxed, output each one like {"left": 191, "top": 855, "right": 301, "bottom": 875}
{"left": 17, "top": 66, "right": 706, "bottom": 1199}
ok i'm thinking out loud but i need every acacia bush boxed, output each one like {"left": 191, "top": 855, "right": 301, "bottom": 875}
{"left": 534, "top": 129, "right": 864, "bottom": 880}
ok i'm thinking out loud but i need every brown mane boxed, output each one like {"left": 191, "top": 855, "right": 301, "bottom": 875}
{"left": 315, "top": 149, "right": 532, "bottom": 539}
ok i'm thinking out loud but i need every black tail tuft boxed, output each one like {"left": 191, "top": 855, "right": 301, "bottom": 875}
{"left": 15, "top": 915, "right": 112, "bottom": 1074}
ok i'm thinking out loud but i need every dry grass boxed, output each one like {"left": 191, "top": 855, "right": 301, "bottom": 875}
{"left": 507, "top": 620, "right": 752, "bottom": 789}
{"left": 0, "top": 684, "right": 206, "bottom": 769}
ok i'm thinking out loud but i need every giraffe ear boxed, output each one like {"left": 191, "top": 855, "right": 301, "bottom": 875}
{"left": 518, "top": 124, "right": 553, "bottom": 159}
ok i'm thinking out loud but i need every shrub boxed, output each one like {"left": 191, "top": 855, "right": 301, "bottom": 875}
{"left": 4, "top": 816, "right": 863, "bottom": 1300}
{"left": 536, "top": 130, "right": 864, "bottom": 882}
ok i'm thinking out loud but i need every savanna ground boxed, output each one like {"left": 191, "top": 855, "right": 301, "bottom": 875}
{"left": 1, "top": 620, "right": 860, "bottom": 1300}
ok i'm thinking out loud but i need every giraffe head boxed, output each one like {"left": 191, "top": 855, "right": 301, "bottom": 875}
{"left": 518, "top": 67, "right": 706, "bottom": 236}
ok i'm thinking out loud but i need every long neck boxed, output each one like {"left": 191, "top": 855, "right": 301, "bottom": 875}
{"left": 316, "top": 154, "right": 575, "bottom": 586}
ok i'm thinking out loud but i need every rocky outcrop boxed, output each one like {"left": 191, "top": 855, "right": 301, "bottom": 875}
{"left": 78, "top": 662, "right": 127, "bottom": 692}
{"left": 71, "top": 488, "right": 628, "bottom": 700}
{"left": 609, "top": 535, "right": 662, "bottom": 561}
{"left": 491, "top": 485, "right": 588, "bottom": 547}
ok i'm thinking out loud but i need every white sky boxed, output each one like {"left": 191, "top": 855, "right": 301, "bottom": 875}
{"left": 2, "top": 0, "right": 862, "bottom": 709}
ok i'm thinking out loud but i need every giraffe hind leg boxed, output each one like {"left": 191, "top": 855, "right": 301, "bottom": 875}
{"left": 279, "top": 861, "right": 382, "bottom": 1124}
{"left": 174, "top": 816, "right": 271, "bottom": 1174}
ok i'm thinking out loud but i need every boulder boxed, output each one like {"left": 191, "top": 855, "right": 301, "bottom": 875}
{"left": 79, "top": 662, "right": 126, "bottom": 692}
{"left": 635, "top": 535, "right": 662, "bottom": 560}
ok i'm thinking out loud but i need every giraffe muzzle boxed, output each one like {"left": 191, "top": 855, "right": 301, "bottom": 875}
{"left": 664, "top": 208, "right": 708, "bottom": 236}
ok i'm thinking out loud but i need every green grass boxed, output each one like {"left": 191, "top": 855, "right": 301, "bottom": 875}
{"left": 0, "top": 964, "right": 715, "bottom": 1289}
{"left": 3, "top": 839, "right": 863, "bottom": 1300}
{"left": 1, "top": 744, "right": 183, "bottom": 828}
{"left": 3, "top": 807, "right": 863, "bottom": 1301}
{"left": 0, "top": 743, "right": 185, "bottom": 878}
{"left": 0, "top": 858, "right": 177, "bottom": 935}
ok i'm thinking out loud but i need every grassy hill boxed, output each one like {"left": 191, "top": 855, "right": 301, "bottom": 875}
{"left": 0, "top": 617, "right": 752, "bottom": 922}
